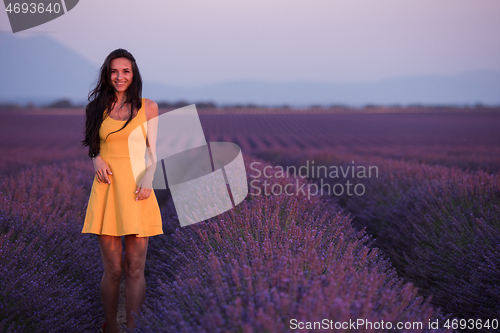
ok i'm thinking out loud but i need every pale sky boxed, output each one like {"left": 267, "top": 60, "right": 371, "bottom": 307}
{"left": 1, "top": 0, "right": 499, "bottom": 87}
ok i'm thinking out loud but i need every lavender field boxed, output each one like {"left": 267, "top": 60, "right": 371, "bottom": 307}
{"left": 1, "top": 106, "right": 499, "bottom": 332}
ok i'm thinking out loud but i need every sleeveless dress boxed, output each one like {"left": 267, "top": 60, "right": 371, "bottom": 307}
{"left": 81, "top": 98, "right": 163, "bottom": 237}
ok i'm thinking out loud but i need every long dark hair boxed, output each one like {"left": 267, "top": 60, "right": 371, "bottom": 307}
{"left": 81, "top": 48, "right": 142, "bottom": 158}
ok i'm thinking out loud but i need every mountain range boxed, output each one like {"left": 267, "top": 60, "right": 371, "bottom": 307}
{"left": 1, "top": 33, "right": 499, "bottom": 107}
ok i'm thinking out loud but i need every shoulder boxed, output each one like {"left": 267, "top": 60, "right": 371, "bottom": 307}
{"left": 144, "top": 98, "right": 158, "bottom": 121}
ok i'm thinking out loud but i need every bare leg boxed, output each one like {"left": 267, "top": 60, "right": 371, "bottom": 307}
{"left": 124, "top": 234, "right": 149, "bottom": 329}
{"left": 97, "top": 235, "right": 123, "bottom": 333}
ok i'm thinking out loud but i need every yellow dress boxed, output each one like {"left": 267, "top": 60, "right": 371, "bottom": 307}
{"left": 82, "top": 98, "right": 163, "bottom": 237}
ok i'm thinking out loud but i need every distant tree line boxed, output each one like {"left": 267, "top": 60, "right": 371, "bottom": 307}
{"left": 0, "top": 99, "right": 85, "bottom": 109}
{"left": 156, "top": 100, "right": 217, "bottom": 108}
{"left": 0, "top": 99, "right": 497, "bottom": 110}
{"left": 156, "top": 101, "right": 266, "bottom": 108}
{"left": 0, "top": 99, "right": 285, "bottom": 109}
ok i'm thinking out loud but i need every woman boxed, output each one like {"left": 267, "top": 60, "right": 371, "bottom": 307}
{"left": 81, "top": 48, "right": 163, "bottom": 333}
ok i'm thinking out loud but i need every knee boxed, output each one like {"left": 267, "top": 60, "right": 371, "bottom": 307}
{"left": 125, "top": 261, "right": 144, "bottom": 281}
{"left": 105, "top": 263, "right": 123, "bottom": 282}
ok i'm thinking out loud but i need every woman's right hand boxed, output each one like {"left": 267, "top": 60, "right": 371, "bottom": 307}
{"left": 93, "top": 156, "right": 112, "bottom": 184}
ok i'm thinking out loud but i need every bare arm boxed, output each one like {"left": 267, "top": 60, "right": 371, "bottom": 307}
{"left": 145, "top": 99, "right": 159, "bottom": 168}
{"left": 135, "top": 99, "right": 159, "bottom": 200}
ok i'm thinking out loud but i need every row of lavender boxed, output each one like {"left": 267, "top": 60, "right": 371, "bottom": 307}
{"left": 1, "top": 155, "right": 452, "bottom": 332}
{"left": 255, "top": 148, "right": 500, "bottom": 327}
{"left": 198, "top": 111, "right": 500, "bottom": 174}
{"left": 130, "top": 155, "right": 452, "bottom": 332}
{"left": 0, "top": 161, "right": 103, "bottom": 332}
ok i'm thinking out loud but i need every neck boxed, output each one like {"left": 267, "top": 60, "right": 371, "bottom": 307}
{"left": 115, "top": 91, "right": 127, "bottom": 104}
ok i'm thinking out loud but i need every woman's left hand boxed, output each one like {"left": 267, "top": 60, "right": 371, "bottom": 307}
{"left": 135, "top": 166, "right": 154, "bottom": 201}
{"left": 135, "top": 185, "right": 152, "bottom": 201}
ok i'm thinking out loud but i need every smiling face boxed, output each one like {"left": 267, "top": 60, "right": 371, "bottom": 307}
{"left": 110, "top": 57, "right": 133, "bottom": 93}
